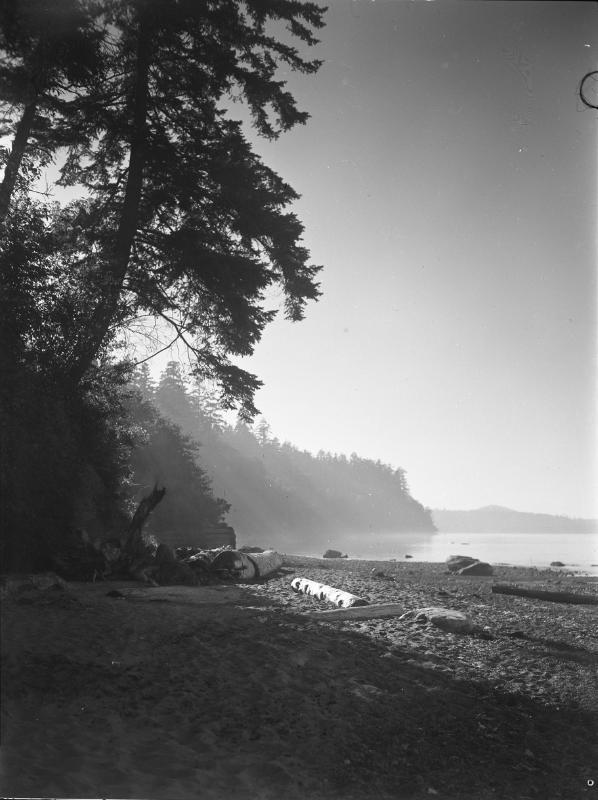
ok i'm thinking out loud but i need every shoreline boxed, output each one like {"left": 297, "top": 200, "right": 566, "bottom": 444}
{"left": 282, "top": 553, "right": 598, "bottom": 578}
{"left": 2, "top": 556, "right": 597, "bottom": 799}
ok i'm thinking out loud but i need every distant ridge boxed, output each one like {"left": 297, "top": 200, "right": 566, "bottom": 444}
{"left": 432, "top": 506, "right": 598, "bottom": 534}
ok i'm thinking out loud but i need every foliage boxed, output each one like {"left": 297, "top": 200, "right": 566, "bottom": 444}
{"left": 133, "top": 364, "right": 436, "bottom": 550}
{"left": 126, "top": 387, "right": 229, "bottom": 547}
{"left": 0, "top": 0, "right": 105, "bottom": 217}
{"left": 0, "top": 0, "right": 326, "bottom": 565}
{"left": 1, "top": 0, "right": 326, "bottom": 414}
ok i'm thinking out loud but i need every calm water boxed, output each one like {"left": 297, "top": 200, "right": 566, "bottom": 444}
{"left": 314, "top": 530, "right": 598, "bottom": 575}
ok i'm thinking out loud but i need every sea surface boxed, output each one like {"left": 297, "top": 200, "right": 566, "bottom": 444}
{"left": 310, "top": 530, "right": 598, "bottom": 575}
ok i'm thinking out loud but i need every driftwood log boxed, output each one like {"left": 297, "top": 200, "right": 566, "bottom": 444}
{"left": 291, "top": 577, "right": 368, "bottom": 608}
{"left": 306, "top": 603, "right": 405, "bottom": 620}
{"left": 492, "top": 584, "right": 598, "bottom": 606}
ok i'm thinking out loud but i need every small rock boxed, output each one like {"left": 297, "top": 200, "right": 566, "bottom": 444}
{"left": 405, "top": 554, "right": 413, "bottom": 559}
{"left": 371, "top": 568, "right": 385, "bottom": 577}
{"left": 323, "top": 549, "right": 343, "bottom": 559}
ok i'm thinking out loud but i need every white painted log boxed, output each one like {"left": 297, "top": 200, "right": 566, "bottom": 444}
{"left": 290, "top": 577, "right": 368, "bottom": 608}
{"left": 306, "top": 603, "right": 405, "bottom": 620}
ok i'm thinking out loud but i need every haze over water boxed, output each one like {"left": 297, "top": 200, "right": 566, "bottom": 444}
{"left": 307, "top": 530, "right": 598, "bottom": 576}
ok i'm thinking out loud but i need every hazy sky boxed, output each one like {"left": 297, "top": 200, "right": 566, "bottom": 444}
{"left": 211, "top": 0, "right": 597, "bottom": 518}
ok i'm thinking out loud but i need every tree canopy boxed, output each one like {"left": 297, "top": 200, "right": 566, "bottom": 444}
{"left": 1, "top": 0, "right": 326, "bottom": 416}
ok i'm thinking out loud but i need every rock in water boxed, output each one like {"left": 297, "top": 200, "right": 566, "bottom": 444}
{"left": 446, "top": 555, "right": 478, "bottom": 573}
{"left": 458, "top": 561, "right": 493, "bottom": 576}
{"left": 550, "top": 561, "right": 565, "bottom": 567}
{"left": 399, "top": 607, "right": 476, "bottom": 634}
{"left": 323, "top": 549, "right": 344, "bottom": 559}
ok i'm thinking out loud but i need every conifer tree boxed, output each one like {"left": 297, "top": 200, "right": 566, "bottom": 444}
{"left": 154, "top": 361, "right": 194, "bottom": 430}
{"left": 0, "top": 0, "right": 105, "bottom": 219}
{"left": 1, "top": 0, "right": 326, "bottom": 418}
{"left": 130, "top": 363, "right": 155, "bottom": 402}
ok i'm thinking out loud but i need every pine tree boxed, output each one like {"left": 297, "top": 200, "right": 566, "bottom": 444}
{"left": 0, "top": 0, "right": 105, "bottom": 219}
{"left": 154, "top": 361, "right": 194, "bottom": 431}
{"left": 191, "top": 377, "right": 225, "bottom": 433}
{"left": 130, "top": 363, "right": 155, "bottom": 402}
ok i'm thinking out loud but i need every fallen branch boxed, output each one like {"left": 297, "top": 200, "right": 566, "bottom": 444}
{"left": 306, "top": 603, "right": 404, "bottom": 620}
{"left": 492, "top": 584, "right": 598, "bottom": 605}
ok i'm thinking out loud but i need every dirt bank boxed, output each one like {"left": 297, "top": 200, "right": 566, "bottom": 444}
{"left": 2, "top": 557, "right": 597, "bottom": 799}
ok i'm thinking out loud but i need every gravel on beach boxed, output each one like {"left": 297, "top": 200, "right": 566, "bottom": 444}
{"left": 2, "top": 556, "right": 597, "bottom": 800}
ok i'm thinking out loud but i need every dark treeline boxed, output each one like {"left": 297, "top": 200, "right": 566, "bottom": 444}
{"left": 0, "top": 0, "right": 327, "bottom": 570}
{"left": 132, "top": 362, "right": 436, "bottom": 550}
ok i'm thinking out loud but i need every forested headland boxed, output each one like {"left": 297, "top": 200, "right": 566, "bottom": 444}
{"left": 128, "top": 361, "right": 436, "bottom": 552}
{"left": 432, "top": 506, "right": 597, "bottom": 535}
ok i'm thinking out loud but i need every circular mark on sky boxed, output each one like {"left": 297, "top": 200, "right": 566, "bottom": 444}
{"left": 579, "top": 71, "right": 598, "bottom": 109}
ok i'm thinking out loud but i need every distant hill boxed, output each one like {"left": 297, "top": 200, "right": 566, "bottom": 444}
{"left": 432, "top": 505, "right": 598, "bottom": 534}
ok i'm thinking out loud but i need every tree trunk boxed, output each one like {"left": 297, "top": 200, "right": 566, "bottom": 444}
{"left": 0, "top": 100, "right": 38, "bottom": 222}
{"left": 123, "top": 484, "right": 166, "bottom": 559}
{"left": 492, "top": 584, "right": 598, "bottom": 605}
{"left": 67, "top": 14, "right": 151, "bottom": 381}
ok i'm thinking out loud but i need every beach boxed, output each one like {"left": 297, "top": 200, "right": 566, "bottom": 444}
{"left": 2, "top": 556, "right": 597, "bottom": 800}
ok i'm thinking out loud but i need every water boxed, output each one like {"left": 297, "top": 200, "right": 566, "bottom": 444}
{"left": 319, "top": 530, "right": 598, "bottom": 575}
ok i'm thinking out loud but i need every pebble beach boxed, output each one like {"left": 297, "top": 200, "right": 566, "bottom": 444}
{"left": 2, "top": 556, "right": 597, "bottom": 800}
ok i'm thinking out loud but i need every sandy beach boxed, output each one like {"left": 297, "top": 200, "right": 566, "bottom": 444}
{"left": 2, "top": 556, "right": 597, "bottom": 800}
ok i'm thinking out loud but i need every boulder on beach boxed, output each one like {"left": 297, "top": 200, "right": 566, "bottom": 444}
{"left": 550, "top": 561, "right": 565, "bottom": 567}
{"left": 446, "top": 555, "right": 478, "bottom": 573}
{"left": 323, "top": 549, "right": 344, "bottom": 559}
{"left": 458, "top": 561, "right": 493, "bottom": 576}
{"left": 399, "top": 606, "right": 476, "bottom": 634}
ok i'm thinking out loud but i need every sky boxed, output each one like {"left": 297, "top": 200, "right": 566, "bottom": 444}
{"left": 214, "top": 0, "right": 597, "bottom": 519}
{"left": 140, "top": 1, "right": 597, "bottom": 517}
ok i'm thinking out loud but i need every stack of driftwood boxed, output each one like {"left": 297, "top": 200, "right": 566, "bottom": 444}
{"left": 48, "top": 486, "right": 282, "bottom": 586}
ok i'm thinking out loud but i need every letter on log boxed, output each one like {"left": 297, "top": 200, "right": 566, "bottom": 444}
{"left": 291, "top": 577, "right": 368, "bottom": 608}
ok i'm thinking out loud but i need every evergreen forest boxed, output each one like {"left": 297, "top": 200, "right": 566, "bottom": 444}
{"left": 128, "top": 362, "right": 436, "bottom": 552}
